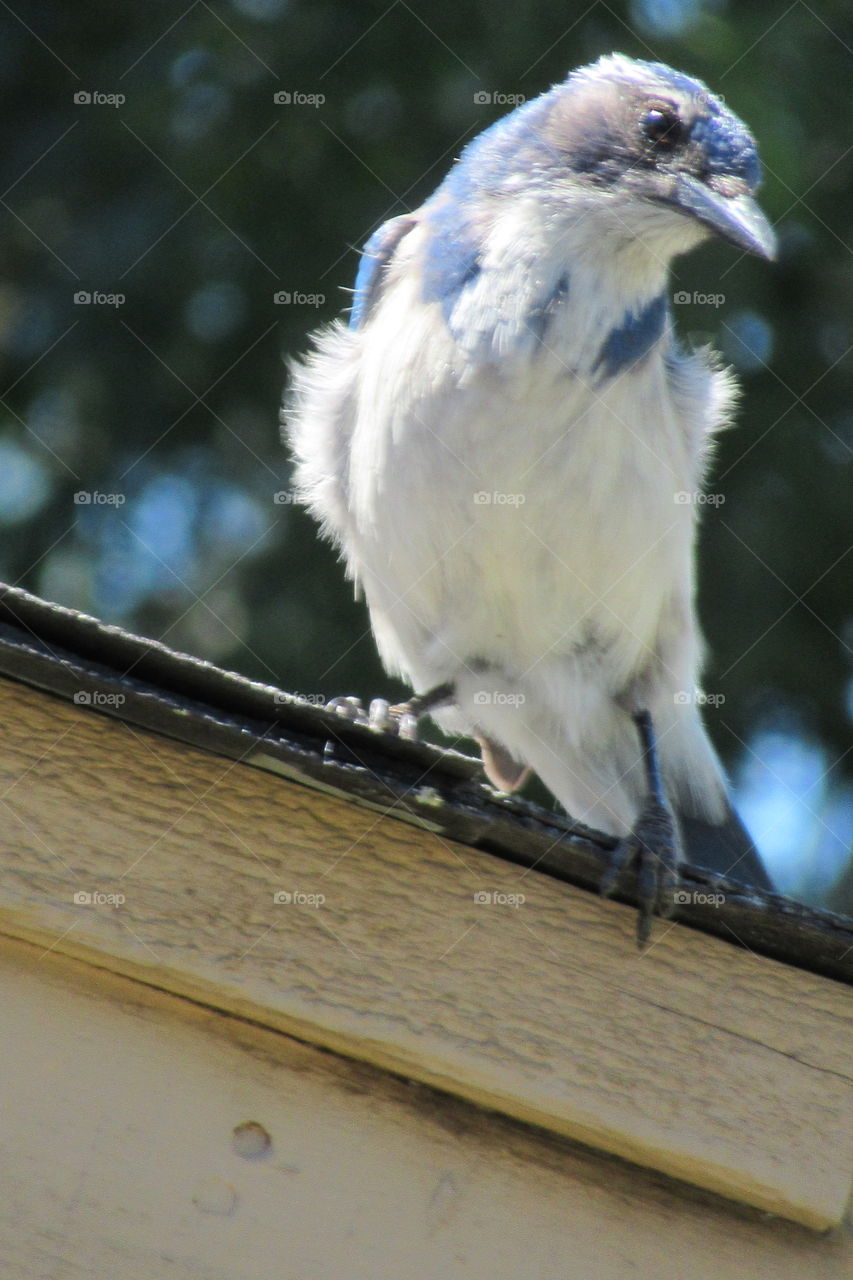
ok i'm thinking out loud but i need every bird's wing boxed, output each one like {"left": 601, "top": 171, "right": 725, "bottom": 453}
{"left": 349, "top": 214, "right": 418, "bottom": 329}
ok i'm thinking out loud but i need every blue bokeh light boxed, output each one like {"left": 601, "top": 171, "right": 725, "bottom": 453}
{"left": 0, "top": 436, "right": 53, "bottom": 525}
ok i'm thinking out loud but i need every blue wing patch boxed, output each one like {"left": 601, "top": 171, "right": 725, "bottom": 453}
{"left": 593, "top": 293, "right": 667, "bottom": 379}
{"left": 349, "top": 214, "right": 416, "bottom": 330}
{"left": 421, "top": 183, "right": 482, "bottom": 324}
{"left": 419, "top": 94, "right": 560, "bottom": 332}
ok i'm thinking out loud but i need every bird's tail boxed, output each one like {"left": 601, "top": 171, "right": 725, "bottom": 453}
{"left": 678, "top": 804, "right": 773, "bottom": 890}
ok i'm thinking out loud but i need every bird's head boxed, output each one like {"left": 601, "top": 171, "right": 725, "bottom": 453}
{"left": 456, "top": 54, "right": 775, "bottom": 266}
{"left": 353, "top": 56, "right": 774, "bottom": 346}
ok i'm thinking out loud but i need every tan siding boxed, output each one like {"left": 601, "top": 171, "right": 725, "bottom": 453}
{"left": 0, "top": 678, "right": 849, "bottom": 1231}
{"left": 1, "top": 936, "right": 851, "bottom": 1279}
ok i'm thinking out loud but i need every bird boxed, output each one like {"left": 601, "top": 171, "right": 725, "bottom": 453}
{"left": 283, "top": 53, "right": 776, "bottom": 942}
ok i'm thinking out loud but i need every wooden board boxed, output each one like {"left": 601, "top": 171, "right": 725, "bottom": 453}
{"left": 0, "top": 678, "right": 850, "bottom": 1229}
{"left": 1, "top": 935, "right": 851, "bottom": 1280}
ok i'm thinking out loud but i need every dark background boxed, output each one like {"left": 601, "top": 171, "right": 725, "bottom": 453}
{"left": 1, "top": 0, "right": 851, "bottom": 909}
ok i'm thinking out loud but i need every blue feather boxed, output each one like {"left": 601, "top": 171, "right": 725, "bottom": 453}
{"left": 641, "top": 60, "right": 761, "bottom": 187}
{"left": 421, "top": 186, "right": 482, "bottom": 323}
{"left": 350, "top": 214, "right": 415, "bottom": 330}
{"left": 593, "top": 294, "right": 667, "bottom": 379}
{"left": 421, "top": 94, "right": 561, "bottom": 324}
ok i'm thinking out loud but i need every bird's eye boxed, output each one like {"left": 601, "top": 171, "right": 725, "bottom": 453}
{"left": 642, "top": 108, "right": 684, "bottom": 148}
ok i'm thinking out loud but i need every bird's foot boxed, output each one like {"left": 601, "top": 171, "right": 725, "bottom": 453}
{"left": 323, "top": 696, "right": 420, "bottom": 740}
{"left": 382, "top": 681, "right": 456, "bottom": 738}
{"left": 324, "top": 683, "right": 455, "bottom": 740}
{"left": 390, "top": 681, "right": 455, "bottom": 720}
{"left": 600, "top": 798, "right": 680, "bottom": 946}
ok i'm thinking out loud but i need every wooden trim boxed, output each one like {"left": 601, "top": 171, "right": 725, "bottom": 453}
{"left": 4, "top": 934, "right": 851, "bottom": 1279}
{"left": 0, "top": 678, "right": 850, "bottom": 1230}
{"left": 0, "top": 581, "right": 848, "bottom": 982}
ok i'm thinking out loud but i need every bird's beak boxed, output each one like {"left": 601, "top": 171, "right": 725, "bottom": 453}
{"left": 669, "top": 173, "right": 777, "bottom": 260}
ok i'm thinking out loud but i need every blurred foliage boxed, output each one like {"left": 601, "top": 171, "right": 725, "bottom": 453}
{"left": 0, "top": 0, "right": 851, "bottom": 907}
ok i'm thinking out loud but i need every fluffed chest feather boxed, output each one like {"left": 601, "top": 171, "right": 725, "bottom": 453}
{"left": 349, "top": 340, "right": 712, "bottom": 673}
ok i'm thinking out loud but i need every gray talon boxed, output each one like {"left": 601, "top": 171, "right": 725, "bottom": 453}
{"left": 601, "top": 797, "right": 680, "bottom": 946}
{"left": 325, "top": 696, "right": 367, "bottom": 724}
{"left": 368, "top": 698, "right": 395, "bottom": 731}
{"left": 323, "top": 687, "right": 449, "bottom": 744}
{"left": 397, "top": 712, "right": 419, "bottom": 741}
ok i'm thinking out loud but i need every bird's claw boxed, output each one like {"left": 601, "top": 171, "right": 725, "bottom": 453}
{"left": 324, "top": 696, "right": 419, "bottom": 740}
{"left": 324, "top": 695, "right": 368, "bottom": 724}
{"left": 380, "top": 698, "right": 420, "bottom": 739}
{"left": 600, "top": 797, "right": 680, "bottom": 946}
{"left": 323, "top": 682, "right": 454, "bottom": 739}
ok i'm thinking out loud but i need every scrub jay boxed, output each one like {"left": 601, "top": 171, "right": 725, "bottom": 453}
{"left": 284, "top": 54, "right": 776, "bottom": 941}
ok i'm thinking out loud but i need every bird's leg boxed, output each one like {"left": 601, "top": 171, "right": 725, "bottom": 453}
{"left": 389, "top": 681, "right": 456, "bottom": 720}
{"left": 599, "top": 709, "right": 680, "bottom": 946}
{"left": 380, "top": 681, "right": 456, "bottom": 739}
